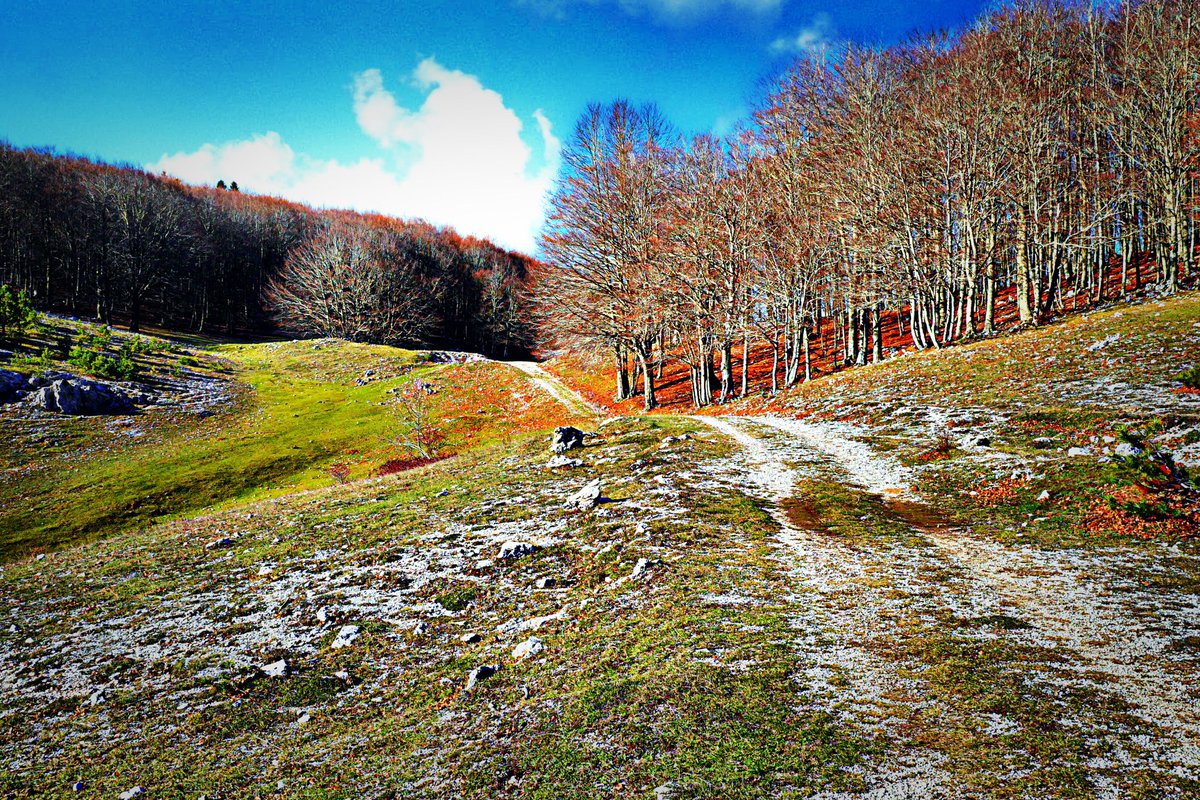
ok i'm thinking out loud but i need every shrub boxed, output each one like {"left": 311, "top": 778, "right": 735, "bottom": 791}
{"left": 0, "top": 284, "right": 36, "bottom": 339}
{"left": 1178, "top": 365, "right": 1200, "bottom": 391}
{"left": 328, "top": 463, "right": 352, "bottom": 484}
{"left": 67, "top": 345, "right": 140, "bottom": 381}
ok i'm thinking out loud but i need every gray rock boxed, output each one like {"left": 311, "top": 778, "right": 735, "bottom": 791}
{"left": 535, "top": 576, "right": 557, "bottom": 589}
{"left": 631, "top": 558, "right": 651, "bottom": 580}
{"left": 564, "top": 479, "right": 602, "bottom": 511}
{"left": 204, "top": 537, "right": 234, "bottom": 550}
{"left": 1066, "top": 446, "right": 1093, "bottom": 458}
{"left": 551, "top": 426, "right": 585, "bottom": 454}
{"left": 960, "top": 434, "right": 991, "bottom": 448}
{"left": 1114, "top": 442, "right": 1143, "bottom": 458}
{"left": 118, "top": 789, "right": 144, "bottom": 800}
{"left": 465, "top": 664, "right": 498, "bottom": 691}
{"left": 30, "top": 377, "right": 135, "bottom": 415}
{"left": 0, "top": 369, "right": 25, "bottom": 404}
{"left": 330, "top": 624, "right": 360, "bottom": 649}
{"left": 512, "top": 637, "right": 545, "bottom": 660}
{"left": 460, "top": 632, "right": 482, "bottom": 644}
{"left": 261, "top": 659, "right": 288, "bottom": 678}
{"left": 1037, "top": 490, "right": 1052, "bottom": 502}
{"left": 545, "top": 455, "right": 584, "bottom": 469}
{"left": 498, "top": 541, "right": 539, "bottom": 560}
{"left": 655, "top": 783, "right": 677, "bottom": 800}
{"left": 1032, "top": 437, "right": 1055, "bottom": 449}
{"left": 71, "top": 782, "right": 85, "bottom": 792}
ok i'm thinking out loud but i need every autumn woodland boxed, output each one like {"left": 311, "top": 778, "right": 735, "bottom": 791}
{"left": 539, "top": 0, "right": 1200, "bottom": 408}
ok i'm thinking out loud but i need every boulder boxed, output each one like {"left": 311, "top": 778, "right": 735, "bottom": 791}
{"left": 550, "top": 426, "right": 585, "bottom": 454}
{"left": 465, "top": 664, "right": 498, "bottom": 691}
{"left": 564, "top": 479, "right": 602, "bottom": 511}
{"left": 330, "top": 624, "right": 361, "bottom": 649}
{"left": 261, "top": 659, "right": 288, "bottom": 678}
{"left": 0, "top": 369, "right": 25, "bottom": 404}
{"left": 545, "top": 455, "right": 584, "bottom": 469}
{"left": 512, "top": 637, "right": 545, "bottom": 660}
{"left": 30, "top": 377, "right": 135, "bottom": 415}
{"left": 960, "top": 434, "right": 991, "bottom": 448}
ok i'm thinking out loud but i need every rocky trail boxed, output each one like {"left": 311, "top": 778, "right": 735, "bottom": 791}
{"left": 695, "top": 414, "right": 1200, "bottom": 797}
{"left": 507, "top": 360, "right": 604, "bottom": 418}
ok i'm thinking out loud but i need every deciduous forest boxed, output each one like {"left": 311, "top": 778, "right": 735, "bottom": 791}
{"left": 0, "top": 145, "right": 536, "bottom": 355}
{"left": 538, "top": 0, "right": 1200, "bottom": 408}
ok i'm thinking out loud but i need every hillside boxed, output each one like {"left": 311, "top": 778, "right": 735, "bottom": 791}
{"left": 1, "top": 293, "right": 1198, "bottom": 798}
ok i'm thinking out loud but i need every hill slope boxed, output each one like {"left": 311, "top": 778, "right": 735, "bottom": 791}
{"left": 1, "top": 294, "right": 1198, "bottom": 798}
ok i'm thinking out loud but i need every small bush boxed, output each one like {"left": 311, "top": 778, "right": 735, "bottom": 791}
{"left": 328, "top": 463, "right": 352, "bottom": 484}
{"left": 1178, "top": 366, "right": 1200, "bottom": 391}
{"left": 436, "top": 585, "right": 478, "bottom": 612}
{"left": 375, "top": 456, "right": 443, "bottom": 477}
{"left": 67, "top": 345, "right": 139, "bottom": 381}
{"left": 0, "top": 284, "right": 36, "bottom": 339}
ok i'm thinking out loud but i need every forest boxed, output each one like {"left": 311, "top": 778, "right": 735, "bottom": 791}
{"left": 0, "top": 144, "right": 536, "bottom": 356}
{"left": 538, "top": 0, "right": 1200, "bottom": 409}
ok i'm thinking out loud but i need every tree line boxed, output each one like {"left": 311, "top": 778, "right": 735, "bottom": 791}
{"left": 537, "top": 0, "right": 1200, "bottom": 409}
{"left": 0, "top": 143, "right": 536, "bottom": 355}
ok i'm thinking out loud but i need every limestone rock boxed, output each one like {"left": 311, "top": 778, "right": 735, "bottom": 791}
{"left": 498, "top": 541, "right": 539, "bottom": 560}
{"left": 330, "top": 625, "right": 360, "bottom": 649}
{"left": 465, "top": 664, "right": 497, "bottom": 691}
{"left": 512, "top": 637, "right": 545, "bottom": 660}
{"left": 550, "top": 426, "right": 585, "bottom": 454}
{"left": 564, "top": 479, "right": 602, "bottom": 512}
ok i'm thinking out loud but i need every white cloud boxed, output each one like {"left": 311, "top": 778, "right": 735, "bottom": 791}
{"left": 770, "top": 13, "right": 837, "bottom": 57}
{"left": 518, "top": 0, "right": 780, "bottom": 22}
{"left": 149, "top": 59, "right": 559, "bottom": 254}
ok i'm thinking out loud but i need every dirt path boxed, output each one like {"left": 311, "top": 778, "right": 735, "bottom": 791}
{"left": 695, "top": 413, "right": 1200, "bottom": 795}
{"left": 506, "top": 360, "right": 604, "bottom": 418}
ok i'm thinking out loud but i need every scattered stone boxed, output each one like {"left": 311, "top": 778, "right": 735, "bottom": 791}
{"left": 1033, "top": 437, "right": 1055, "bottom": 449}
{"left": 296, "top": 712, "right": 311, "bottom": 726}
{"left": 205, "top": 537, "right": 234, "bottom": 550}
{"left": 460, "top": 632, "right": 482, "bottom": 644}
{"left": 330, "top": 625, "right": 361, "bottom": 649}
{"left": 1113, "top": 442, "right": 1143, "bottom": 458}
{"left": 465, "top": 664, "right": 498, "bottom": 691}
{"left": 960, "top": 434, "right": 991, "bottom": 448}
{"left": 1067, "top": 447, "right": 1093, "bottom": 458}
{"left": 1037, "top": 490, "right": 1052, "bottom": 503}
{"left": 512, "top": 637, "right": 545, "bottom": 660}
{"left": 545, "top": 455, "right": 584, "bottom": 469}
{"left": 536, "top": 576, "right": 557, "bottom": 589}
{"left": 436, "top": 489, "right": 450, "bottom": 498}
{"left": 257, "top": 564, "right": 274, "bottom": 577}
{"left": 412, "top": 621, "right": 428, "bottom": 636}
{"left": 118, "top": 788, "right": 144, "bottom": 800}
{"left": 262, "top": 659, "right": 288, "bottom": 678}
{"left": 655, "top": 783, "right": 677, "bottom": 800}
{"left": 475, "top": 559, "right": 495, "bottom": 570}
{"left": 550, "top": 426, "right": 585, "bottom": 454}
{"left": 71, "top": 781, "right": 85, "bottom": 792}
{"left": 498, "top": 541, "right": 539, "bottom": 560}
{"left": 1086, "top": 333, "right": 1121, "bottom": 352}
{"left": 564, "top": 479, "right": 602, "bottom": 511}
{"left": 631, "top": 558, "right": 651, "bottom": 580}
{"left": 315, "top": 606, "right": 331, "bottom": 625}
{"left": 86, "top": 687, "right": 107, "bottom": 707}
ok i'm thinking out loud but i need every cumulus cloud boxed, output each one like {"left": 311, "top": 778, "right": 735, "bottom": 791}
{"left": 770, "top": 13, "right": 837, "bottom": 57}
{"left": 149, "top": 59, "right": 559, "bottom": 254}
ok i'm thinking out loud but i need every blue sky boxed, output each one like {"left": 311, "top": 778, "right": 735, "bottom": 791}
{"left": 0, "top": 0, "right": 991, "bottom": 252}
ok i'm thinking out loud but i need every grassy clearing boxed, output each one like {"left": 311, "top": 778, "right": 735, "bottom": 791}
{"left": 0, "top": 417, "right": 880, "bottom": 797}
{"left": 0, "top": 328, "right": 575, "bottom": 560}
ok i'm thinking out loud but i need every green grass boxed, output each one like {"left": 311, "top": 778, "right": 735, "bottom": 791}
{"left": 0, "top": 331, "right": 574, "bottom": 560}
